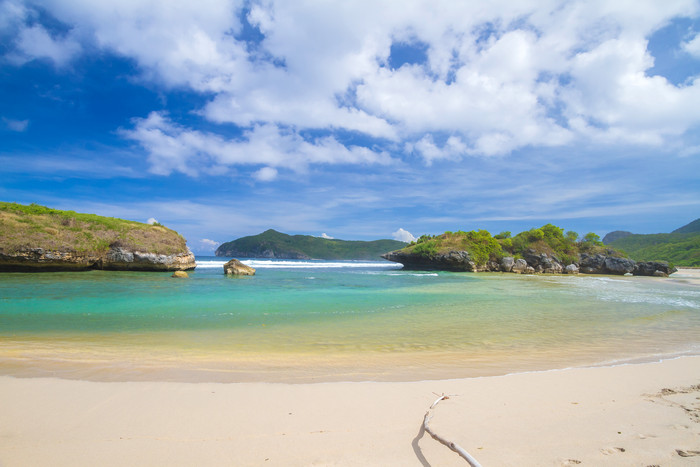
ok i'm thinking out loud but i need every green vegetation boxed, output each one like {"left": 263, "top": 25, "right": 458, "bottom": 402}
{"left": 0, "top": 202, "right": 188, "bottom": 255}
{"left": 604, "top": 218, "right": 700, "bottom": 267}
{"left": 399, "top": 223, "right": 620, "bottom": 266}
{"left": 215, "top": 229, "right": 407, "bottom": 260}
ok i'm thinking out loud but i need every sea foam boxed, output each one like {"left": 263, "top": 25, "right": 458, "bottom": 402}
{"left": 195, "top": 259, "right": 401, "bottom": 269}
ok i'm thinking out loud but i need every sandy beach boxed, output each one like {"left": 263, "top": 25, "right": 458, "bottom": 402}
{"left": 0, "top": 355, "right": 698, "bottom": 466}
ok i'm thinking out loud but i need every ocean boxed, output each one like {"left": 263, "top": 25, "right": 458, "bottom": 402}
{"left": 1, "top": 257, "right": 698, "bottom": 382}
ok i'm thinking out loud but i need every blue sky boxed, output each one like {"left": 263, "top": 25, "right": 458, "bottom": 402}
{"left": 1, "top": 0, "right": 700, "bottom": 254}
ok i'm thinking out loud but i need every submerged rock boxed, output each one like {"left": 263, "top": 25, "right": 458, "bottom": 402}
{"left": 224, "top": 258, "right": 256, "bottom": 276}
{"left": 171, "top": 271, "right": 189, "bottom": 278}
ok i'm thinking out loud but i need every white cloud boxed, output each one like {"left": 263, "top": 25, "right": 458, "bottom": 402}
{"left": 122, "top": 112, "right": 393, "bottom": 177}
{"left": 200, "top": 238, "right": 219, "bottom": 248}
{"left": 146, "top": 217, "right": 158, "bottom": 225}
{"left": 7, "top": 24, "right": 81, "bottom": 67}
{"left": 320, "top": 233, "right": 334, "bottom": 239}
{"left": 392, "top": 228, "right": 416, "bottom": 243}
{"left": 6, "top": 0, "right": 700, "bottom": 167}
{"left": 682, "top": 33, "right": 700, "bottom": 58}
{"left": 2, "top": 117, "right": 29, "bottom": 132}
{"left": 253, "top": 166, "right": 278, "bottom": 182}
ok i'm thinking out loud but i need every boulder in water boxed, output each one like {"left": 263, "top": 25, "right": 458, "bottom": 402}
{"left": 224, "top": 259, "right": 256, "bottom": 276}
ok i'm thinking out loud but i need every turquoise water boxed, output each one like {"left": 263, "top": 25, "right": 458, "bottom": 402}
{"left": 1, "top": 257, "right": 699, "bottom": 382}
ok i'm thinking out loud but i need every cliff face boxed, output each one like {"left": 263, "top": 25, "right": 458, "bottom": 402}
{"left": 0, "top": 203, "right": 196, "bottom": 272}
{"left": 0, "top": 247, "right": 196, "bottom": 272}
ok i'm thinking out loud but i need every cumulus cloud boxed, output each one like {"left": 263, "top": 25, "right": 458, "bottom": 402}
{"left": 253, "top": 166, "right": 278, "bottom": 182}
{"left": 682, "top": 33, "right": 700, "bottom": 58}
{"left": 146, "top": 217, "right": 158, "bottom": 225}
{"left": 6, "top": 0, "right": 700, "bottom": 169}
{"left": 7, "top": 24, "right": 81, "bottom": 67}
{"left": 122, "top": 112, "right": 393, "bottom": 177}
{"left": 2, "top": 117, "right": 29, "bottom": 132}
{"left": 320, "top": 233, "right": 334, "bottom": 239}
{"left": 200, "top": 238, "right": 219, "bottom": 249}
{"left": 392, "top": 228, "right": 416, "bottom": 243}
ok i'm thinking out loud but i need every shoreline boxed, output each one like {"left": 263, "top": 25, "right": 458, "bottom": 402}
{"left": 1, "top": 356, "right": 698, "bottom": 466}
{"left": 2, "top": 335, "right": 698, "bottom": 384}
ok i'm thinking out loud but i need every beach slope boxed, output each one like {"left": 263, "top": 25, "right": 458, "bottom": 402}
{"left": 1, "top": 356, "right": 698, "bottom": 466}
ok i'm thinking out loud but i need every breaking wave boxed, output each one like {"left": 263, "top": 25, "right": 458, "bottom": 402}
{"left": 195, "top": 258, "right": 402, "bottom": 270}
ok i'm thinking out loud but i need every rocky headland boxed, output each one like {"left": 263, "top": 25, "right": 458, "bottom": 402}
{"left": 0, "top": 202, "right": 196, "bottom": 272}
{"left": 381, "top": 225, "right": 677, "bottom": 277}
{"left": 382, "top": 250, "right": 676, "bottom": 276}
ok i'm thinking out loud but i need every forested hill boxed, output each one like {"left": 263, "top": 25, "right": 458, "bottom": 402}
{"left": 605, "top": 218, "right": 700, "bottom": 267}
{"left": 215, "top": 229, "right": 406, "bottom": 260}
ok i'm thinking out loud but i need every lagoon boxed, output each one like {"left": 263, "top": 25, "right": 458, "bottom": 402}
{"left": 0, "top": 257, "right": 698, "bottom": 382}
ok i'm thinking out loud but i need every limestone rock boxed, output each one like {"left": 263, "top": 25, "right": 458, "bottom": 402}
{"left": 564, "top": 264, "right": 579, "bottom": 274}
{"left": 381, "top": 250, "right": 477, "bottom": 271}
{"left": 604, "top": 256, "right": 636, "bottom": 275}
{"left": 100, "top": 247, "right": 196, "bottom": 271}
{"left": 512, "top": 258, "right": 528, "bottom": 273}
{"left": 171, "top": 271, "right": 188, "bottom": 278}
{"left": 579, "top": 254, "right": 606, "bottom": 274}
{"left": 500, "top": 256, "right": 515, "bottom": 272}
{"left": 224, "top": 258, "right": 256, "bottom": 276}
{"left": 633, "top": 261, "right": 676, "bottom": 276}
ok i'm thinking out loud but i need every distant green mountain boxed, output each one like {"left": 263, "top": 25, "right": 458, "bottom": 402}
{"left": 602, "top": 230, "right": 632, "bottom": 244}
{"left": 672, "top": 218, "right": 700, "bottom": 234}
{"left": 606, "top": 218, "right": 700, "bottom": 267}
{"left": 215, "top": 229, "right": 406, "bottom": 260}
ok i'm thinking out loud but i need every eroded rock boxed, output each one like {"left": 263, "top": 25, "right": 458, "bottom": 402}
{"left": 224, "top": 258, "right": 256, "bottom": 276}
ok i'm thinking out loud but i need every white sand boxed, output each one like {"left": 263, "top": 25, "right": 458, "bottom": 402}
{"left": 670, "top": 268, "right": 700, "bottom": 287}
{"left": 1, "top": 356, "right": 698, "bottom": 466}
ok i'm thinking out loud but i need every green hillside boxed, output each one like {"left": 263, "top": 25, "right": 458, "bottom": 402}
{"left": 396, "top": 224, "right": 617, "bottom": 266}
{"left": 215, "top": 229, "right": 406, "bottom": 260}
{"left": 672, "top": 218, "right": 700, "bottom": 234}
{"left": 606, "top": 218, "right": 700, "bottom": 267}
{"left": 0, "top": 202, "right": 187, "bottom": 256}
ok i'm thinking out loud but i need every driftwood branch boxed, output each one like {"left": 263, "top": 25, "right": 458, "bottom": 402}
{"left": 422, "top": 394, "right": 483, "bottom": 467}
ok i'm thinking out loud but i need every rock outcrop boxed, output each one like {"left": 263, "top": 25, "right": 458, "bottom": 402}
{"left": 633, "top": 261, "right": 677, "bottom": 277}
{"left": 382, "top": 250, "right": 676, "bottom": 277}
{"left": 0, "top": 247, "right": 196, "bottom": 272}
{"left": 0, "top": 202, "right": 197, "bottom": 272}
{"left": 381, "top": 250, "right": 483, "bottom": 272}
{"left": 224, "top": 258, "right": 256, "bottom": 276}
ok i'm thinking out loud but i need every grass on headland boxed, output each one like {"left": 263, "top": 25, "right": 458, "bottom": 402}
{"left": 0, "top": 202, "right": 188, "bottom": 256}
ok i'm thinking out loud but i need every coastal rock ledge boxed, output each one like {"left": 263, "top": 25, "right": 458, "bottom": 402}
{"left": 381, "top": 250, "right": 677, "bottom": 277}
{"left": 0, "top": 247, "right": 196, "bottom": 272}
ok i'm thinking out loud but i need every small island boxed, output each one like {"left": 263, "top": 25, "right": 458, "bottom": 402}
{"left": 382, "top": 224, "right": 676, "bottom": 276}
{"left": 0, "top": 202, "right": 195, "bottom": 272}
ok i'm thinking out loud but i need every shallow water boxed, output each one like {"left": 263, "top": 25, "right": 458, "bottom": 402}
{"left": 1, "top": 258, "right": 698, "bottom": 382}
